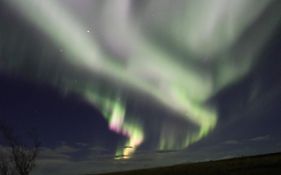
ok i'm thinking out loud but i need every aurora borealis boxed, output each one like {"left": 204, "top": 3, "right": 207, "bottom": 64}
{"left": 1, "top": 0, "right": 281, "bottom": 174}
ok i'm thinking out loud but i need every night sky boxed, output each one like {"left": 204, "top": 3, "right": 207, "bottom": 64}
{"left": 0, "top": 0, "right": 281, "bottom": 175}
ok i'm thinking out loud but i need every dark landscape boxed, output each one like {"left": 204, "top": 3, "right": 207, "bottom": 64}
{"left": 96, "top": 152, "right": 281, "bottom": 175}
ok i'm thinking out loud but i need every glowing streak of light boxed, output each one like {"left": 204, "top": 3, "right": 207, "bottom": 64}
{"left": 85, "top": 91, "right": 144, "bottom": 158}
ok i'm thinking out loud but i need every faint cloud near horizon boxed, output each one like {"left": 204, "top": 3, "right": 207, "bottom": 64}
{"left": 223, "top": 140, "right": 240, "bottom": 145}
{"left": 54, "top": 144, "right": 79, "bottom": 154}
{"left": 249, "top": 135, "right": 271, "bottom": 142}
{"left": 222, "top": 135, "right": 271, "bottom": 145}
{"left": 75, "top": 142, "right": 88, "bottom": 147}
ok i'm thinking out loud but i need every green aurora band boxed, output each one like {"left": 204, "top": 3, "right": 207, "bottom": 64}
{"left": 4, "top": 0, "right": 280, "bottom": 159}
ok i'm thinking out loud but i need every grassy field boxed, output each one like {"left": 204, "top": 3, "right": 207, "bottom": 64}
{"left": 95, "top": 152, "right": 281, "bottom": 175}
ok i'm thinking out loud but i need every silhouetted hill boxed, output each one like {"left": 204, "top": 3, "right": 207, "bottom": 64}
{"left": 94, "top": 152, "right": 281, "bottom": 175}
